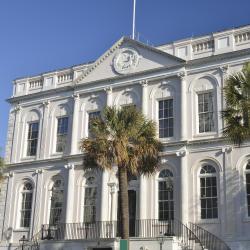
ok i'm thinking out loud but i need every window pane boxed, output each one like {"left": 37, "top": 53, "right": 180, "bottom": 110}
{"left": 56, "top": 117, "right": 68, "bottom": 152}
{"left": 27, "top": 122, "right": 39, "bottom": 156}
{"left": 198, "top": 92, "right": 214, "bottom": 133}
{"left": 158, "top": 99, "right": 174, "bottom": 138}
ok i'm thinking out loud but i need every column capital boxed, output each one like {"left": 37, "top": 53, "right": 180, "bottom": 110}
{"left": 8, "top": 171, "right": 14, "bottom": 178}
{"left": 176, "top": 150, "right": 186, "bottom": 157}
{"left": 14, "top": 105, "right": 21, "bottom": 113}
{"left": 222, "top": 146, "right": 233, "bottom": 153}
{"left": 139, "top": 79, "right": 148, "bottom": 87}
{"left": 42, "top": 100, "right": 50, "bottom": 108}
{"left": 35, "top": 169, "right": 44, "bottom": 174}
{"left": 219, "top": 65, "right": 229, "bottom": 75}
{"left": 104, "top": 86, "right": 112, "bottom": 94}
{"left": 177, "top": 71, "right": 187, "bottom": 80}
{"left": 72, "top": 93, "right": 80, "bottom": 100}
{"left": 64, "top": 163, "right": 74, "bottom": 170}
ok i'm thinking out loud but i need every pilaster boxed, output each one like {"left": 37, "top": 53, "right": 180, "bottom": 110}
{"left": 11, "top": 105, "right": 21, "bottom": 163}
{"left": 70, "top": 94, "right": 80, "bottom": 155}
{"left": 40, "top": 101, "right": 50, "bottom": 159}
{"left": 176, "top": 150, "right": 188, "bottom": 223}
{"left": 140, "top": 80, "right": 148, "bottom": 116}
{"left": 105, "top": 87, "right": 113, "bottom": 106}
{"left": 177, "top": 71, "right": 187, "bottom": 141}
{"left": 65, "top": 163, "right": 75, "bottom": 223}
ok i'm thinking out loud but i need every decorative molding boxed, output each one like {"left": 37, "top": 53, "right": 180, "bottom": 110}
{"left": 64, "top": 163, "right": 74, "bottom": 170}
{"left": 14, "top": 105, "right": 21, "bottom": 113}
{"left": 222, "top": 146, "right": 233, "bottom": 153}
{"left": 8, "top": 171, "right": 14, "bottom": 178}
{"left": 177, "top": 71, "right": 187, "bottom": 79}
{"left": 139, "top": 79, "right": 148, "bottom": 87}
{"left": 35, "top": 169, "right": 44, "bottom": 174}
{"left": 176, "top": 150, "right": 186, "bottom": 157}
{"left": 42, "top": 100, "right": 50, "bottom": 108}
{"left": 219, "top": 65, "right": 229, "bottom": 75}
{"left": 72, "top": 93, "right": 80, "bottom": 100}
{"left": 104, "top": 86, "right": 112, "bottom": 94}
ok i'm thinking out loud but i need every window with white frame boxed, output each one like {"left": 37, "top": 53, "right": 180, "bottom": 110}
{"left": 49, "top": 177, "right": 64, "bottom": 225}
{"left": 27, "top": 122, "right": 39, "bottom": 156}
{"left": 20, "top": 182, "right": 33, "bottom": 228}
{"left": 158, "top": 99, "right": 174, "bottom": 138}
{"left": 245, "top": 162, "right": 250, "bottom": 217}
{"left": 56, "top": 117, "right": 68, "bottom": 152}
{"left": 88, "top": 111, "right": 101, "bottom": 136}
{"left": 158, "top": 169, "right": 174, "bottom": 221}
{"left": 198, "top": 92, "right": 214, "bottom": 133}
{"left": 83, "top": 176, "right": 97, "bottom": 222}
{"left": 200, "top": 165, "right": 218, "bottom": 219}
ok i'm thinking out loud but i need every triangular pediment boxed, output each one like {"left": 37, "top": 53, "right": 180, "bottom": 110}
{"left": 75, "top": 37, "right": 185, "bottom": 84}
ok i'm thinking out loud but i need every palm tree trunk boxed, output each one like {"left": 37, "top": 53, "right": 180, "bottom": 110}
{"left": 118, "top": 166, "right": 129, "bottom": 239}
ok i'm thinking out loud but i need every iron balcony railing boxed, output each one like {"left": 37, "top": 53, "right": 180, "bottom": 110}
{"left": 189, "top": 222, "right": 231, "bottom": 250}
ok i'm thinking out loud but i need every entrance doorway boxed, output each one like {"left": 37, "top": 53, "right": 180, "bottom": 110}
{"left": 128, "top": 190, "right": 136, "bottom": 237}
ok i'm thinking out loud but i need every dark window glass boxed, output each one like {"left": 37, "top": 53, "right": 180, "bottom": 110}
{"left": 198, "top": 92, "right": 214, "bottom": 133}
{"left": 246, "top": 173, "right": 250, "bottom": 216}
{"left": 158, "top": 99, "right": 174, "bottom": 138}
{"left": 88, "top": 111, "right": 101, "bottom": 137}
{"left": 56, "top": 117, "right": 68, "bottom": 152}
{"left": 27, "top": 122, "right": 39, "bottom": 156}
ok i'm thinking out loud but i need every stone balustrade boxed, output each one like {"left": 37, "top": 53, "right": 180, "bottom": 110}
{"left": 192, "top": 40, "right": 214, "bottom": 53}
{"left": 58, "top": 72, "right": 73, "bottom": 83}
{"left": 29, "top": 79, "right": 43, "bottom": 89}
{"left": 234, "top": 32, "right": 250, "bottom": 44}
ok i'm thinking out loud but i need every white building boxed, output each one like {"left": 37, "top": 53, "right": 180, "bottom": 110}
{"left": 1, "top": 24, "right": 250, "bottom": 250}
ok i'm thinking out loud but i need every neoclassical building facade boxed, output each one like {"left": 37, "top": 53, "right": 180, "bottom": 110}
{"left": 1, "top": 24, "right": 250, "bottom": 250}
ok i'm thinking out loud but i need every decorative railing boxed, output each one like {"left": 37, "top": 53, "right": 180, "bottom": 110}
{"left": 234, "top": 32, "right": 250, "bottom": 44}
{"left": 189, "top": 222, "right": 231, "bottom": 250}
{"left": 29, "top": 79, "right": 43, "bottom": 89}
{"left": 57, "top": 72, "right": 73, "bottom": 83}
{"left": 192, "top": 40, "right": 214, "bottom": 53}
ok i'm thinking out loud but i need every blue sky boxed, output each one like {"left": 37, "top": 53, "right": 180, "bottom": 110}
{"left": 0, "top": 0, "right": 250, "bottom": 156}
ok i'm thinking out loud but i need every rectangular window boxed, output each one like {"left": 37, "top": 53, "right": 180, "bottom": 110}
{"left": 198, "top": 92, "right": 214, "bottom": 133}
{"left": 200, "top": 176, "right": 218, "bottom": 219}
{"left": 27, "top": 122, "right": 39, "bottom": 156}
{"left": 158, "top": 181, "right": 174, "bottom": 221}
{"left": 158, "top": 99, "right": 174, "bottom": 138}
{"left": 88, "top": 111, "right": 101, "bottom": 136}
{"left": 246, "top": 173, "right": 250, "bottom": 216}
{"left": 56, "top": 117, "right": 68, "bottom": 152}
{"left": 83, "top": 187, "right": 97, "bottom": 222}
{"left": 20, "top": 192, "right": 33, "bottom": 227}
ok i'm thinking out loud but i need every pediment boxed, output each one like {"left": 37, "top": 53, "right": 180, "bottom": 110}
{"left": 75, "top": 37, "right": 185, "bottom": 84}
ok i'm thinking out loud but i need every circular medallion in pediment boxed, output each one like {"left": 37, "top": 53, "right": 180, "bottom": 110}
{"left": 113, "top": 47, "right": 140, "bottom": 74}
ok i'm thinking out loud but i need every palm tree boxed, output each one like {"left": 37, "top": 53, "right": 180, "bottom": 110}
{"left": 222, "top": 62, "right": 250, "bottom": 145}
{"left": 80, "top": 106, "right": 162, "bottom": 239}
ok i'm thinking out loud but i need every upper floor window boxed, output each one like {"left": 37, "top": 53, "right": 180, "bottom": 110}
{"left": 83, "top": 176, "right": 97, "bottom": 222}
{"left": 158, "top": 169, "right": 174, "bottom": 221}
{"left": 20, "top": 182, "right": 33, "bottom": 228}
{"left": 198, "top": 92, "right": 214, "bottom": 133}
{"left": 158, "top": 99, "right": 174, "bottom": 138}
{"left": 56, "top": 117, "right": 68, "bottom": 152}
{"left": 200, "top": 165, "right": 218, "bottom": 219}
{"left": 27, "top": 122, "right": 39, "bottom": 156}
{"left": 245, "top": 163, "right": 250, "bottom": 217}
{"left": 49, "top": 177, "right": 64, "bottom": 225}
{"left": 88, "top": 111, "right": 101, "bottom": 136}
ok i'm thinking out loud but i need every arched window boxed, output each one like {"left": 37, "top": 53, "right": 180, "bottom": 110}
{"left": 83, "top": 176, "right": 97, "bottom": 222}
{"left": 199, "top": 165, "right": 218, "bottom": 219}
{"left": 20, "top": 182, "right": 33, "bottom": 228}
{"left": 245, "top": 162, "right": 250, "bottom": 217}
{"left": 158, "top": 169, "right": 174, "bottom": 221}
{"left": 49, "top": 177, "right": 64, "bottom": 225}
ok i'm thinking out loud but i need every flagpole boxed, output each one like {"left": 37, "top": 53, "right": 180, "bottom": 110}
{"left": 132, "top": 0, "right": 136, "bottom": 39}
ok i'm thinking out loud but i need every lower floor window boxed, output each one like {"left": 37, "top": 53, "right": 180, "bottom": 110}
{"left": 83, "top": 187, "right": 97, "bottom": 222}
{"left": 246, "top": 173, "right": 250, "bottom": 216}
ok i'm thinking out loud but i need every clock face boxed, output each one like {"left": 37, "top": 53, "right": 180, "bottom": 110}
{"left": 113, "top": 47, "right": 140, "bottom": 74}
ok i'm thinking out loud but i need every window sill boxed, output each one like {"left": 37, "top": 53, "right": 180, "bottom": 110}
{"left": 159, "top": 137, "right": 176, "bottom": 143}
{"left": 21, "top": 156, "right": 36, "bottom": 162}
{"left": 196, "top": 219, "right": 220, "bottom": 224}
{"left": 242, "top": 217, "right": 250, "bottom": 223}
{"left": 13, "top": 228, "right": 30, "bottom": 232}
{"left": 193, "top": 132, "right": 218, "bottom": 138}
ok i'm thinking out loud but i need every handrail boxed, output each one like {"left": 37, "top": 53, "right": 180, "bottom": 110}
{"left": 189, "top": 222, "right": 231, "bottom": 250}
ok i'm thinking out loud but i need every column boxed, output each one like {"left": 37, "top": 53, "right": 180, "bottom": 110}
{"left": 70, "top": 93, "right": 80, "bottom": 155}
{"left": 65, "top": 163, "right": 75, "bottom": 223}
{"left": 176, "top": 150, "right": 188, "bottom": 224}
{"left": 100, "top": 87, "right": 113, "bottom": 221}
{"left": 40, "top": 101, "right": 50, "bottom": 159}
{"left": 177, "top": 71, "right": 187, "bottom": 141}
{"left": 139, "top": 80, "right": 148, "bottom": 220}
{"left": 219, "top": 65, "right": 229, "bottom": 131}
{"left": 31, "top": 169, "right": 44, "bottom": 236}
{"left": 2, "top": 172, "right": 14, "bottom": 243}
{"left": 11, "top": 105, "right": 21, "bottom": 163}
{"left": 222, "top": 146, "right": 235, "bottom": 238}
